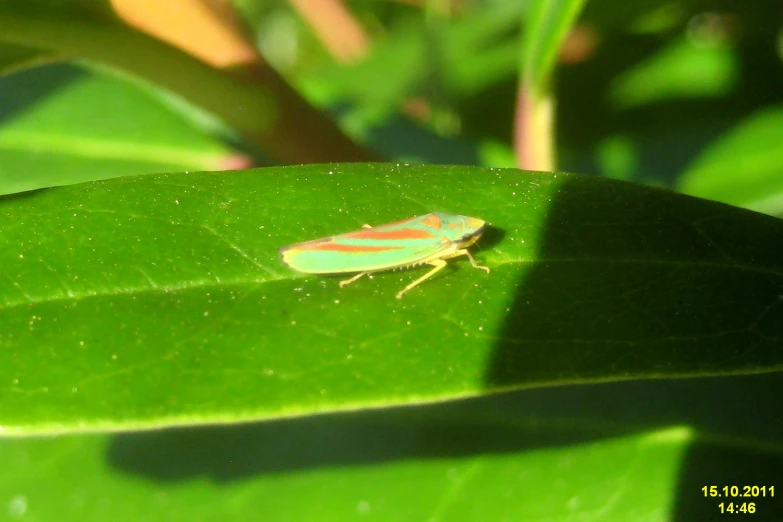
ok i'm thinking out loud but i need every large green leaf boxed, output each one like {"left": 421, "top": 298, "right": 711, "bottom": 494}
{"left": 1, "top": 163, "right": 782, "bottom": 435}
{"left": 0, "top": 417, "right": 691, "bottom": 520}
{"left": 3, "top": 373, "right": 783, "bottom": 520}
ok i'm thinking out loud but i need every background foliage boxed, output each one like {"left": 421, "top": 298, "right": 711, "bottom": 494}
{"left": 1, "top": 0, "right": 781, "bottom": 520}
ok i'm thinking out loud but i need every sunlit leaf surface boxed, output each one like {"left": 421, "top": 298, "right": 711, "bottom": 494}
{"left": 1, "top": 163, "right": 782, "bottom": 435}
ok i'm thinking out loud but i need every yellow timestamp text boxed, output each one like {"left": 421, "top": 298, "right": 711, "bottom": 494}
{"left": 718, "top": 502, "right": 755, "bottom": 514}
{"left": 702, "top": 486, "right": 775, "bottom": 498}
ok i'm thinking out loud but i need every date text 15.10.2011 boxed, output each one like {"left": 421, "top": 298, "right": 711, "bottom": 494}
{"left": 702, "top": 486, "right": 775, "bottom": 498}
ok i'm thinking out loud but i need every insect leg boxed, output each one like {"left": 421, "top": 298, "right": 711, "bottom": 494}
{"left": 396, "top": 259, "right": 447, "bottom": 299}
{"left": 458, "top": 249, "right": 491, "bottom": 273}
{"left": 339, "top": 272, "right": 369, "bottom": 287}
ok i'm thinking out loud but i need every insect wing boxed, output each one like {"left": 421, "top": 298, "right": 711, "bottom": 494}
{"left": 279, "top": 214, "right": 451, "bottom": 274}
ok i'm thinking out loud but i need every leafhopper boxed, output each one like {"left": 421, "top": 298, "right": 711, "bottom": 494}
{"left": 279, "top": 212, "right": 490, "bottom": 298}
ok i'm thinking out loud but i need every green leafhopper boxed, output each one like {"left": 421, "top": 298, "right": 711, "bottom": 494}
{"left": 278, "top": 212, "right": 490, "bottom": 298}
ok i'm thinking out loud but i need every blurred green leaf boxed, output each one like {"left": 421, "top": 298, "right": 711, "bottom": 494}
{"left": 596, "top": 134, "right": 639, "bottom": 180}
{"left": 441, "top": 2, "right": 523, "bottom": 95}
{"left": 609, "top": 38, "right": 737, "bottom": 109}
{"left": 310, "top": 21, "right": 425, "bottom": 123}
{"left": 521, "top": 0, "right": 586, "bottom": 91}
{"left": 581, "top": 0, "right": 693, "bottom": 32}
{"left": 0, "top": 63, "right": 234, "bottom": 195}
{"left": 0, "top": 0, "right": 370, "bottom": 165}
{"left": 627, "top": 3, "right": 687, "bottom": 34}
{"left": 0, "top": 41, "right": 61, "bottom": 75}
{"left": 678, "top": 106, "right": 783, "bottom": 215}
{"left": 0, "top": 0, "right": 275, "bottom": 132}
{"left": 1, "top": 163, "right": 781, "bottom": 435}
{"left": 303, "top": 2, "right": 522, "bottom": 124}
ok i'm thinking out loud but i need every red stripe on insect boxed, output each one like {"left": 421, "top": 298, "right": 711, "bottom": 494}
{"left": 349, "top": 228, "right": 435, "bottom": 240}
{"left": 308, "top": 242, "right": 401, "bottom": 252}
{"left": 420, "top": 214, "right": 441, "bottom": 229}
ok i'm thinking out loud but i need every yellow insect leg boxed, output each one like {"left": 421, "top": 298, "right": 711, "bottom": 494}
{"left": 461, "top": 249, "right": 491, "bottom": 273}
{"left": 396, "top": 259, "right": 447, "bottom": 299}
{"left": 396, "top": 249, "right": 490, "bottom": 299}
{"left": 341, "top": 250, "right": 488, "bottom": 298}
{"left": 339, "top": 272, "right": 368, "bottom": 287}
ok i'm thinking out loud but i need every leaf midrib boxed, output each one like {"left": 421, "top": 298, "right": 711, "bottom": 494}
{"left": 2, "top": 256, "right": 779, "bottom": 312}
